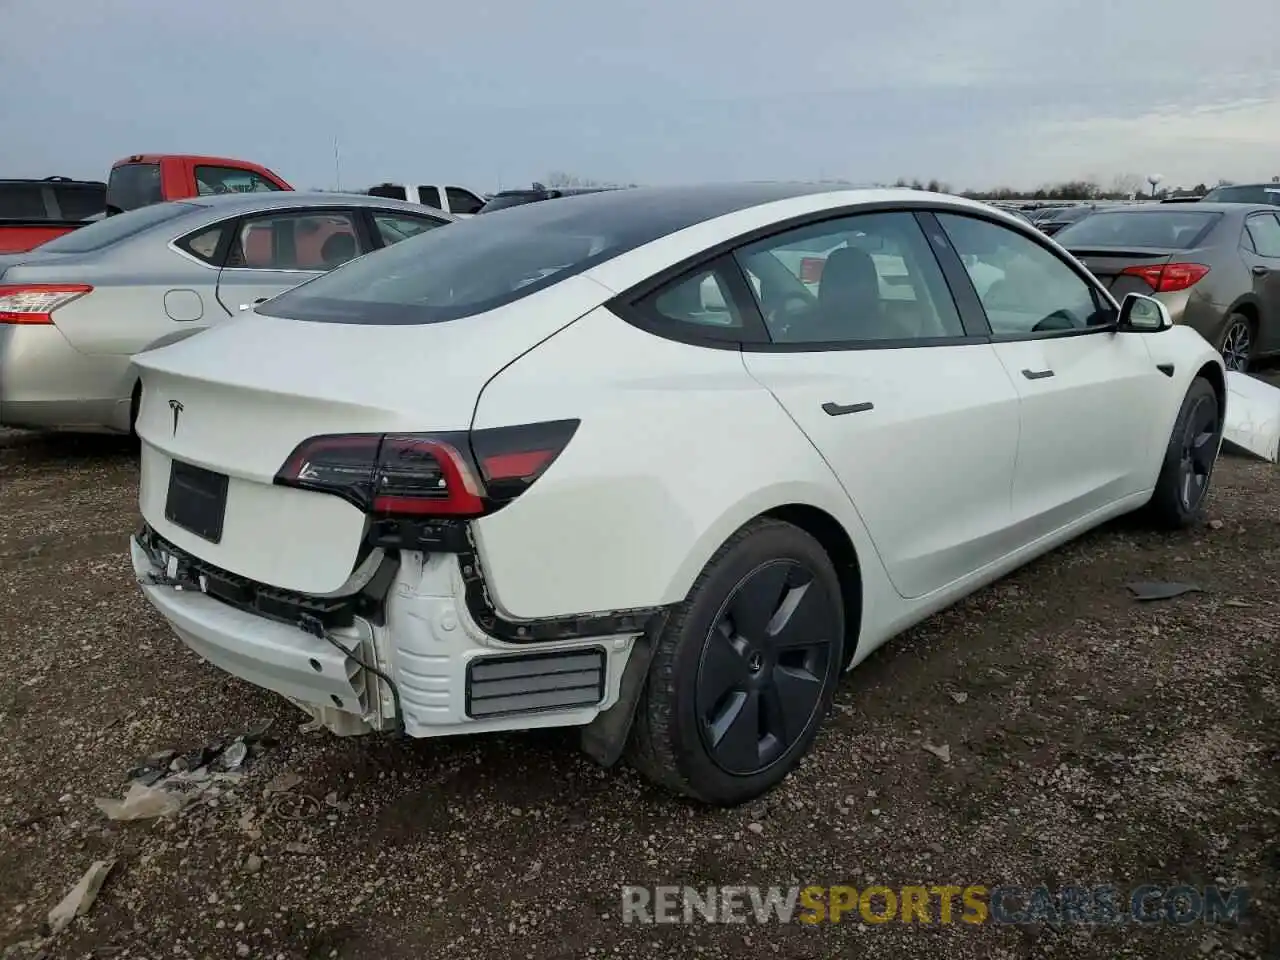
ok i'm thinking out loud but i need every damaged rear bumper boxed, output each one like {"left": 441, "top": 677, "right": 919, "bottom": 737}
{"left": 131, "top": 529, "right": 640, "bottom": 738}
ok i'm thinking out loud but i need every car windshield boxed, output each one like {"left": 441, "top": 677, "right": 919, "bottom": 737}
{"left": 1054, "top": 210, "right": 1220, "bottom": 249}
{"left": 36, "top": 202, "right": 198, "bottom": 253}
{"left": 1202, "top": 185, "right": 1280, "bottom": 205}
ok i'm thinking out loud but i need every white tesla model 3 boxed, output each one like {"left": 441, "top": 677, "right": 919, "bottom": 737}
{"left": 130, "top": 184, "right": 1226, "bottom": 806}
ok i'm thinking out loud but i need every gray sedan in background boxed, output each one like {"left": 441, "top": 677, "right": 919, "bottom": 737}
{"left": 0, "top": 193, "right": 454, "bottom": 433}
{"left": 1054, "top": 202, "right": 1280, "bottom": 372}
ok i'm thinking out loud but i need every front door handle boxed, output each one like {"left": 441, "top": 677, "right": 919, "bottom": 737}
{"left": 238, "top": 297, "right": 269, "bottom": 311}
{"left": 822, "top": 401, "right": 874, "bottom": 416}
{"left": 1252, "top": 265, "right": 1270, "bottom": 277}
{"left": 1022, "top": 368, "right": 1055, "bottom": 380}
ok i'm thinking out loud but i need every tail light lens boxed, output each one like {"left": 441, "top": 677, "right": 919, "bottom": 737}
{"left": 799, "top": 257, "right": 826, "bottom": 284}
{"left": 1121, "top": 263, "right": 1209, "bottom": 294}
{"left": 274, "top": 420, "right": 579, "bottom": 518}
{"left": 0, "top": 284, "right": 92, "bottom": 324}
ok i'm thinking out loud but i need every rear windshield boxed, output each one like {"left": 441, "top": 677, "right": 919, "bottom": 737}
{"left": 106, "top": 162, "right": 163, "bottom": 213}
{"left": 1201, "top": 185, "right": 1280, "bottom": 205}
{"left": 37, "top": 201, "right": 197, "bottom": 253}
{"left": 1053, "top": 210, "right": 1220, "bottom": 249}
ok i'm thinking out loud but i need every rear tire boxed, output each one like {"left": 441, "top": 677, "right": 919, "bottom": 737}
{"left": 1147, "top": 376, "right": 1220, "bottom": 529}
{"left": 1217, "top": 313, "right": 1254, "bottom": 373}
{"left": 627, "top": 519, "right": 844, "bottom": 806}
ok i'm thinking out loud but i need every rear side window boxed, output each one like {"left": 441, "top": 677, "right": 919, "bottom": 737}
{"left": 106, "top": 163, "right": 163, "bottom": 212}
{"left": 37, "top": 201, "right": 196, "bottom": 252}
{"left": 175, "top": 222, "right": 231, "bottom": 264}
{"left": 52, "top": 184, "right": 106, "bottom": 220}
{"left": 476, "top": 193, "right": 544, "bottom": 213}
{"left": 445, "top": 187, "right": 484, "bottom": 215}
{"left": 226, "top": 210, "right": 367, "bottom": 271}
{"left": 630, "top": 257, "right": 747, "bottom": 337}
{"left": 1245, "top": 214, "right": 1280, "bottom": 257}
{"left": 416, "top": 186, "right": 442, "bottom": 208}
{"left": 1054, "top": 211, "right": 1220, "bottom": 249}
{"left": 0, "top": 184, "right": 48, "bottom": 219}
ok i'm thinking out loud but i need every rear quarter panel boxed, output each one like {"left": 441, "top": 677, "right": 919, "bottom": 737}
{"left": 469, "top": 305, "right": 895, "bottom": 633}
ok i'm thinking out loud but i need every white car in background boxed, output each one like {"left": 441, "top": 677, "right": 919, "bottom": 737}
{"left": 131, "top": 184, "right": 1225, "bottom": 806}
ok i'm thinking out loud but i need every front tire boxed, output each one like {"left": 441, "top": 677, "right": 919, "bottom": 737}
{"left": 1147, "top": 376, "right": 1221, "bottom": 529}
{"left": 627, "top": 519, "right": 845, "bottom": 805}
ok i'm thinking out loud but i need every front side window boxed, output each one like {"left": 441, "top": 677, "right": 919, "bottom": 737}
{"left": 372, "top": 212, "right": 446, "bottom": 247}
{"left": 733, "top": 212, "right": 966, "bottom": 344}
{"left": 1245, "top": 213, "right": 1280, "bottom": 257}
{"left": 446, "top": 187, "right": 484, "bottom": 215}
{"left": 194, "top": 166, "right": 283, "bottom": 196}
{"left": 937, "top": 213, "right": 1113, "bottom": 335}
{"left": 226, "top": 210, "right": 366, "bottom": 271}
{"left": 416, "top": 186, "right": 442, "bottom": 208}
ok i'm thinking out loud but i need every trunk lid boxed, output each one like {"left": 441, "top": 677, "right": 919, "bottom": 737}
{"left": 1065, "top": 246, "right": 1177, "bottom": 299}
{"left": 134, "top": 274, "right": 609, "bottom": 594}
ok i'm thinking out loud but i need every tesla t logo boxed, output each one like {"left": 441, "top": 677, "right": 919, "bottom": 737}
{"left": 168, "top": 399, "right": 184, "bottom": 435}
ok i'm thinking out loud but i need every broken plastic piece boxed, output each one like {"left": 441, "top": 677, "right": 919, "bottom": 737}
{"left": 95, "top": 782, "right": 186, "bottom": 821}
{"left": 1222, "top": 372, "right": 1280, "bottom": 463}
{"left": 1126, "top": 581, "right": 1204, "bottom": 601}
{"left": 47, "top": 860, "right": 115, "bottom": 934}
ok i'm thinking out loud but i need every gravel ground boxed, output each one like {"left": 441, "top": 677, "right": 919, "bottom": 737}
{"left": 0, "top": 418, "right": 1277, "bottom": 960}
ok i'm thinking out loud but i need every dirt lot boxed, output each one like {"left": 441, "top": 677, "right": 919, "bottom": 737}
{"left": 0, "top": 422, "right": 1277, "bottom": 960}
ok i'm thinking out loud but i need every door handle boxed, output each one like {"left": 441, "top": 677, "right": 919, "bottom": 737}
{"left": 822, "top": 401, "right": 874, "bottom": 416}
{"left": 1252, "top": 265, "right": 1270, "bottom": 277}
{"left": 238, "top": 297, "right": 268, "bottom": 311}
{"left": 1021, "top": 368, "right": 1055, "bottom": 380}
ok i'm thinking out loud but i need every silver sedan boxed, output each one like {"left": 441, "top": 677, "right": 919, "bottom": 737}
{"left": 0, "top": 192, "right": 454, "bottom": 433}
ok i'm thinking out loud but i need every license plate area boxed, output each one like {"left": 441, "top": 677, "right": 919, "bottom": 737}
{"left": 164, "top": 460, "right": 229, "bottom": 543}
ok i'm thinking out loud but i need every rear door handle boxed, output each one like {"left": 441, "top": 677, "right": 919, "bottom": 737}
{"left": 822, "top": 401, "right": 874, "bottom": 416}
{"left": 1021, "top": 368, "right": 1055, "bottom": 380}
{"left": 1252, "top": 265, "right": 1270, "bottom": 277}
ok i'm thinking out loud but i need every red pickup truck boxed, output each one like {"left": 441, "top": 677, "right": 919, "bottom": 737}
{"left": 0, "top": 154, "right": 292, "bottom": 254}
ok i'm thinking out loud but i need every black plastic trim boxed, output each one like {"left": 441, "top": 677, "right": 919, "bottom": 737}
{"left": 1157, "top": 363, "right": 1175, "bottom": 377}
{"left": 822, "top": 401, "right": 874, "bottom": 416}
{"left": 464, "top": 647, "right": 607, "bottom": 719}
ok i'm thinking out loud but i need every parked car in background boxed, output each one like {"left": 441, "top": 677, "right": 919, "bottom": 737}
{"left": 107, "top": 154, "right": 292, "bottom": 215}
{"left": 1033, "top": 204, "right": 1095, "bottom": 236}
{"left": 1199, "top": 183, "right": 1280, "bottom": 206}
{"left": 365, "top": 183, "right": 485, "bottom": 217}
{"left": 0, "top": 176, "right": 107, "bottom": 253}
{"left": 1054, "top": 202, "right": 1280, "bottom": 371}
{"left": 476, "top": 185, "right": 619, "bottom": 213}
{"left": 0, "top": 193, "right": 452, "bottom": 433}
{"left": 127, "top": 184, "right": 1223, "bottom": 806}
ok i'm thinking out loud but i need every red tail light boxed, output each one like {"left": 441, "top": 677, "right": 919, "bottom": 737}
{"left": 1120, "top": 263, "right": 1209, "bottom": 294}
{"left": 0, "top": 284, "right": 92, "bottom": 324}
{"left": 274, "top": 420, "right": 579, "bottom": 518}
{"left": 799, "top": 257, "right": 826, "bottom": 284}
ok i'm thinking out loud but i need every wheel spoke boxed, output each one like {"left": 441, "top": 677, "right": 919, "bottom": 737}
{"left": 727, "top": 563, "right": 791, "bottom": 642}
{"left": 706, "top": 688, "right": 761, "bottom": 771}
{"left": 1190, "top": 431, "right": 1217, "bottom": 474}
{"left": 763, "top": 664, "right": 823, "bottom": 747}
{"left": 767, "top": 579, "right": 837, "bottom": 651}
{"left": 698, "top": 626, "right": 750, "bottom": 705}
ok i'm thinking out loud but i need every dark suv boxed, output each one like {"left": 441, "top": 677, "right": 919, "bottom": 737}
{"left": 476, "top": 185, "right": 618, "bottom": 214}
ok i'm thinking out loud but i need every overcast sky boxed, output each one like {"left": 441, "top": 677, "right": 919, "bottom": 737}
{"left": 2, "top": 0, "right": 1277, "bottom": 193}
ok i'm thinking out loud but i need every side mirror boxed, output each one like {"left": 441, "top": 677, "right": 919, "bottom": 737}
{"left": 1117, "top": 293, "right": 1172, "bottom": 332}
